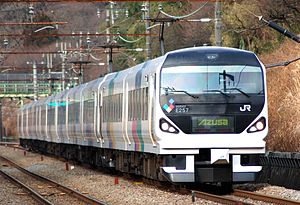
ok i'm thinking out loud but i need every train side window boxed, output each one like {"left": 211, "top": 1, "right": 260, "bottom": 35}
{"left": 113, "top": 95, "right": 115, "bottom": 122}
{"left": 118, "top": 94, "right": 122, "bottom": 122}
{"left": 131, "top": 91, "right": 133, "bottom": 121}
{"left": 132, "top": 91, "right": 134, "bottom": 121}
{"left": 103, "top": 96, "right": 107, "bottom": 122}
{"left": 109, "top": 95, "right": 112, "bottom": 122}
{"left": 145, "top": 87, "right": 148, "bottom": 120}
{"left": 136, "top": 89, "right": 139, "bottom": 120}
{"left": 142, "top": 88, "right": 145, "bottom": 120}
{"left": 103, "top": 97, "right": 106, "bottom": 122}
{"left": 128, "top": 91, "right": 132, "bottom": 121}
{"left": 133, "top": 90, "right": 137, "bottom": 120}
{"left": 138, "top": 89, "right": 141, "bottom": 121}
{"left": 117, "top": 94, "right": 120, "bottom": 121}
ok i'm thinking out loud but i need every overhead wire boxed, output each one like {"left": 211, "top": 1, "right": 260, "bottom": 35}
{"left": 117, "top": 33, "right": 143, "bottom": 43}
{"left": 159, "top": 2, "right": 208, "bottom": 20}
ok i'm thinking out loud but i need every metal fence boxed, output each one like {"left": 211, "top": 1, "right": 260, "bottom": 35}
{"left": 257, "top": 151, "right": 300, "bottom": 189}
{"left": 0, "top": 73, "right": 78, "bottom": 97}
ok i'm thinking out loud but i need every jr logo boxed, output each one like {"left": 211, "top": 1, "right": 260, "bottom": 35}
{"left": 240, "top": 105, "right": 251, "bottom": 112}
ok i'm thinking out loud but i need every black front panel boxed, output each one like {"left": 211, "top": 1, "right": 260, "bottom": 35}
{"left": 159, "top": 47, "right": 265, "bottom": 134}
{"left": 163, "top": 95, "right": 264, "bottom": 134}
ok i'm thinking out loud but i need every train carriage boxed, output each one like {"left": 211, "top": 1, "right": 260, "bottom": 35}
{"left": 19, "top": 46, "right": 268, "bottom": 187}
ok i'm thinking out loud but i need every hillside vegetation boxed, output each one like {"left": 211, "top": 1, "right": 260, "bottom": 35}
{"left": 261, "top": 41, "right": 300, "bottom": 152}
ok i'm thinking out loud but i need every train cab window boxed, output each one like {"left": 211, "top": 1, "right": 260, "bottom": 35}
{"left": 160, "top": 65, "right": 264, "bottom": 106}
{"left": 160, "top": 49, "right": 264, "bottom": 105}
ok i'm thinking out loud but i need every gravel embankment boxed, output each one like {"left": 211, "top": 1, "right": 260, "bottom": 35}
{"left": 1, "top": 146, "right": 299, "bottom": 205}
{"left": 0, "top": 146, "right": 216, "bottom": 205}
{"left": 0, "top": 170, "right": 40, "bottom": 205}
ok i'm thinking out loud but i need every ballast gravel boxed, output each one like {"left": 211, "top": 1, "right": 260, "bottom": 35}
{"left": 0, "top": 146, "right": 216, "bottom": 205}
{"left": 1, "top": 146, "right": 300, "bottom": 205}
{"left": 0, "top": 171, "right": 40, "bottom": 205}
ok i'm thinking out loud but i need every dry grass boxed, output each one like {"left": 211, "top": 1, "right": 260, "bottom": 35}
{"left": 261, "top": 39, "right": 300, "bottom": 152}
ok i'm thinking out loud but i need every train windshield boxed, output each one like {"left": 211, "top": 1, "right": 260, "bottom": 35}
{"left": 160, "top": 65, "right": 264, "bottom": 97}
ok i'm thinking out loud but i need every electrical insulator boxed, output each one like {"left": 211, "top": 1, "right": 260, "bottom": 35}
{"left": 158, "top": 4, "right": 163, "bottom": 11}
{"left": 28, "top": 5, "right": 34, "bottom": 15}
{"left": 86, "top": 32, "right": 91, "bottom": 44}
{"left": 141, "top": 4, "right": 147, "bottom": 12}
{"left": 97, "top": 8, "right": 101, "bottom": 18}
{"left": 125, "top": 10, "right": 129, "bottom": 18}
{"left": 3, "top": 39, "right": 8, "bottom": 46}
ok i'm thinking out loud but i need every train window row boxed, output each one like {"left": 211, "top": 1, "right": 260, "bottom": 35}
{"left": 20, "top": 86, "right": 150, "bottom": 137}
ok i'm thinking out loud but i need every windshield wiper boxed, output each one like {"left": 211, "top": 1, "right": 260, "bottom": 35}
{"left": 162, "top": 87, "right": 199, "bottom": 99}
{"left": 204, "top": 89, "right": 230, "bottom": 98}
{"left": 226, "top": 88, "right": 250, "bottom": 98}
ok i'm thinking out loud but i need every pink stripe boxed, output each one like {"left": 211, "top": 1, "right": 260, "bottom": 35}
{"left": 132, "top": 120, "right": 140, "bottom": 151}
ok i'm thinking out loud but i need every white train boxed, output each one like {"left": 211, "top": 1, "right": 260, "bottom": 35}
{"left": 18, "top": 47, "right": 268, "bottom": 187}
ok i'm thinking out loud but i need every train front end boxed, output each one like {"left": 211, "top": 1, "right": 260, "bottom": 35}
{"left": 156, "top": 47, "right": 267, "bottom": 184}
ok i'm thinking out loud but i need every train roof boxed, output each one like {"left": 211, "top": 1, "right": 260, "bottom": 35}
{"left": 163, "top": 46, "right": 260, "bottom": 68}
{"left": 166, "top": 46, "right": 255, "bottom": 55}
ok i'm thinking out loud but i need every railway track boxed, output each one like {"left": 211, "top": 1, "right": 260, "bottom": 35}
{"left": 233, "top": 189, "right": 300, "bottom": 205}
{"left": 183, "top": 188, "right": 300, "bottom": 205}
{"left": 0, "top": 168, "right": 53, "bottom": 205}
{"left": 1, "top": 144, "right": 299, "bottom": 205}
{"left": 0, "top": 155, "right": 108, "bottom": 205}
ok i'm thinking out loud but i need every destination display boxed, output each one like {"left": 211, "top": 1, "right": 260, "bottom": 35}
{"left": 192, "top": 116, "right": 235, "bottom": 133}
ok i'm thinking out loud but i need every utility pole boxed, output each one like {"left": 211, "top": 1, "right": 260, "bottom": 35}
{"left": 144, "top": 1, "right": 152, "bottom": 60}
{"left": 148, "top": 17, "right": 177, "bottom": 56}
{"left": 69, "top": 61, "right": 91, "bottom": 85}
{"left": 98, "top": 43, "right": 123, "bottom": 73}
{"left": 215, "top": 1, "right": 222, "bottom": 46}
{"left": 106, "top": 6, "right": 112, "bottom": 73}
{"left": 0, "top": 99, "right": 2, "bottom": 141}
{"left": 33, "top": 62, "right": 38, "bottom": 101}
{"left": 27, "top": 61, "right": 45, "bottom": 101}
{"left": 46, "top": 53, "right": 53, "bottom": 95}
{"left": 60, "top": 42, "right": 67, "bottom": 91}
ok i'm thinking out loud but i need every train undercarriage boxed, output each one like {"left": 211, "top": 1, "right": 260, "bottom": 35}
{"left": 20, "top": 139, "right": 260, "bottom": 191}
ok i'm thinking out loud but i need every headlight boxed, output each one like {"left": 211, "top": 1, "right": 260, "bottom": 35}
{"left": 255, "top": 121, "right": 264, "bottom": 131}
{"left": 159, "top": 118, "right": 179, "bottom": 134}
{"left": 161, "top": 122, "right": 169, "bottom": 131}
{"left": 247, "top": 117, "right": 266, "bottom": 133}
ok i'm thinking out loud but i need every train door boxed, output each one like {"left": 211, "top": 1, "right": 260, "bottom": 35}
{"left": 97, "top": 87, "right": 103, "bottom": 145}
{"left": 93, "top": 91, "right": 98, "bottom": 142}
{"left": 148, "top": 73, "right": 157, "bottom": 146}
{"left": 123, "top": 80, "right": 131, "bottom": 147}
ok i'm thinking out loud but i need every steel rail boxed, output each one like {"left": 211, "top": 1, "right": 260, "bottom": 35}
{"left": 189, "top": 189, "right": 254, "bottom": 205}
{"left": 0, "top": 168, "right": 53, "bottom": 205}
{"left": 233, "top": 189, "right": 300, "bottom": 205}
{"left": 0, "top": 142, "right": 20, "bottom": 146}
{"left": 0, "top": 155, "right": 108, "bottom": 205}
